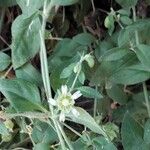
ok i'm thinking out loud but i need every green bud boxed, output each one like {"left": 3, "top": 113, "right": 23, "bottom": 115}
{"left": 104, "top": 16, "right": 111, "bottom": 29}
{"left": 4, "top": 119, "right": 14, "bottom": 131}
{"left": 1, "top": 134, "right": 12, "bottom": 142}
{"left": 84, "top": 54, "right": 95, "bottom": 68}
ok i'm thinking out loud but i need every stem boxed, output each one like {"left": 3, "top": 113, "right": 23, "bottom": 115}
{"left": 70, "top": 69, "right": 80, "bottom": 91}
{"left": 132, "top": 7, "right": 150, "bottom": 117}
{"left": 40, "top": 2, "right": 68, "bottom": 150}
{"left": 53, "top": 120, "right": 66, "bottom": 150}
{"left": 40, "top": 1, "right": 52, "bottom": 102}
{"left": 57, "top": 122, "right": 74, "bottom": 150}
{"left": 91, "top": 0, "right": 95, "bottom": 14}
{"left": 143, "top": 82, "right": 150, "bottom": 118}
{"left": 2, "top": 65, "right": 13, "bottom": 78}
{"left": 132, "top": 7, "right": 139, "bottom": 45}
{"left": 93, "top": 86, "right": 98, "bottom": 119}
{"left": 0, "top": 7, "right": 5, "bottom": 34}
{"left": 62, "top": 122, "right": 82, "bottom": 138}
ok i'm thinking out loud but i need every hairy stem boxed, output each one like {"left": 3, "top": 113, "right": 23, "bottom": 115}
{"left": 132, "top": 7, "right": 150, "bottom": 118}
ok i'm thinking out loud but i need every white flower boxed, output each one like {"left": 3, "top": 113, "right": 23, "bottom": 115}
{"left": 48, "top": 85, "right": 82, "bottom": 122}
{"left": 59, "top": 112, "right": 65, "bottom": 122}
{"left": 72, "top": 91, "right": 82, "bottom": 100}
{"left": 56, "top": 85, "right": 82, "bottom": 113}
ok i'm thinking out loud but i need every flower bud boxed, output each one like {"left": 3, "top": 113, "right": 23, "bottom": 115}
{"left": 4, "top": 119, "right": 14, "bottom": 132}
{"left": 1, "top": 134, "right": 12, "bottom": 142}
{"left": 84, "top": 54, "right": 95, "bottom": 68}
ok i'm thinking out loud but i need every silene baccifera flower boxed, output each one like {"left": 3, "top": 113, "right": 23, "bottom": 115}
{"left": 49, "top": 85, "right": 82, "bottom": 122}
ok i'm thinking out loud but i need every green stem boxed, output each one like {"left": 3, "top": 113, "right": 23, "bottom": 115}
{"left": 0, "top": 7, "right": 5, "bottom": 34}
{"left": 40, "top": 2, "right": 68, "bottom": 150}
{"left": 57, "top": 122, "right": 74, "bottom": 150}
{"left": 132, "top": 7, "right": 150, "bottom": 118}
{"left": 62, "top": 122, "right": 82, "bottom": 138}
{"left": 70, "top": 68, "right": 81, "bottom": 92}
{"left": 53, "top": 121, "right": 66, "bottom": 150}
{"left": 143, "top": 82, "right": 150, "bottom": 118}
{"left": 132, "top": 6, "right": 139, "bottom": 45}
{"left": 93, "top": 86, "right": 98, "bottom": 119}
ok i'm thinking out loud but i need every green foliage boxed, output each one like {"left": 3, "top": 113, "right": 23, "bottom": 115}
{"left": 76, "top": 86, "right": 103, "bottom": 99}
{"left": 0, "top": 79, "right": 44, "bottom": 112}
{"left": 52, "top": 0, "right": 79, "bottom": 6}
{"left": 115, "top": 0, "right": 138, "bottom": 8}
{"left": 0, "top": 52, "right": 11, "bottom": 71}
{"left": 0, "top": 0, "right": 150, "bottom": 149}
{"left": 121, "top": 113, "right": 150, "bottom": 150}
{"left": 0, "top": 0, "right": 17, "bottom": 7}
{"left": 11, "top": 13, "right": 41, "bottom": 69}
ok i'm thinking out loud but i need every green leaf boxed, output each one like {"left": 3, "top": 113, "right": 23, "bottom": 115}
{"left": 111, "top": 64, "right": 150, "bottom": 85}
{"left": 0, "top": 52, "right": 11, "bottom": 71}
{"left": 93, "top": 136, "right": 117, "bottom": 150}
{"left": 32, "top": 121, "right": 57, "bottom": 144}
{"left": 15, "top": 63, "right": 42, "bottom": 86}
{"left": 78, "top": 71, "right": 85, "bottom": 84}
{"left": 106, "top": 84, "right": 128, "bottom": 104}
{"left": 144, "top": 119, "right": 150, "bottom": 144}
{"left": 115, "top": 0, "right": 138, "bottom": 8}
{"left": 11, "top": 14, "right": 41, "bottom": 69}
{"left": 52, "top": 0, "right": 79, "bottom": 6}
{"left": 137, "top": 44, "right": 150, "bottom": 71}
{"left": 67, "top": 107, "right": 107, "bottom": 137}
{"left": 33, "top": 143, "right": 50, "bottom": 150}
{"left": 76, "top": 86, "right": 103, "bottom": 99}
{"left": 0, "top": 79, "right": 44, "bottom": 112}
{"left": 99, "top": 47, "right": 130, "bottom": 61}
{"left": 17, "top": 0, "right": 43, "bottom": 16}
{"left": 121, "top": 113, "right": 150, "bottom": 150}
{"left": 91, "top": 53, "right": 150, "bottom": 86}
{"left": 72, "top": 33, "right": 96, "bottom": 46}
{"left": 0, "top": 0, "right": 17, "bottom": 6}
{"left": 60, "top": 63, "right": 76, "bottom": 79}
{"left": 120, "top": 16, "right": 132, "bottom": 25}
{"left": 118, "top": 19, "right": 150, "bottom": 47}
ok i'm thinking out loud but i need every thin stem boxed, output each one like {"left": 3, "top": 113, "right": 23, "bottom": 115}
{"left": 2, "top": 65, "right": 13, "bottom": 78}
{"left": 1, "top": 47, "right": 11, "bottom": 52}
{"left": 0, "top": 35, "right": 10, "bottom": 47}
{"left": 93, "top": 86, "right": 98, "bottom": 119}
{"left": 132, "top": 7, "right": 150, "bottom": 117}
{"left": 62, "top": 122, "right": 82, "bottom": 138}
{"left": 0, "top": 7, "right": 5, "bottom": 34}
{"left": 1, "top": 111, "right": 50, "bottom": 120}
{"left": 70, "top": 69, "right": 80, "bottom": 91}
{"left": 53, "top": 121, "right": 66, "bottom": 150}
{"left": 143, "top": 82, "right": 150, "bottom": 117}
{"left": 57, "top": 122, "right": 74, "bottom": 150}
{"left": 91, "top": 0, "right": 95, "bottom": 14}
{"left": 132, "top": 7, "right": 139, "bottom": 45}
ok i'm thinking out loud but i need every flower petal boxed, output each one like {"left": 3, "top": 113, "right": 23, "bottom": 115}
{"left": 59, "top": 112, "right": 65, "bottom": 122}
{"left": 71, "top": 108, "right": 79, "bottom": 117}
{"left": 61, "top": 85, "right": 68, "bottom": 95}
{"left": 72, "top": 91, "right": 82, "bottom": 100}
{"left": 48, "top": 98, "right": 56, "bottom": 106}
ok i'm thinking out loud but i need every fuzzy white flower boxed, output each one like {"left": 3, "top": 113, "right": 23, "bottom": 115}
{"left": 48, "top": 85, "right": 82, "bottom": 122}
